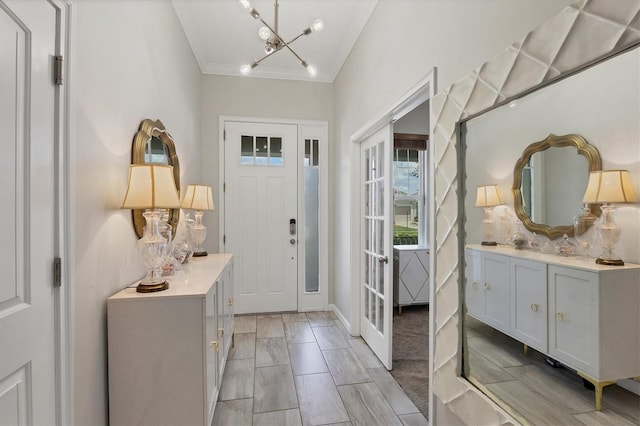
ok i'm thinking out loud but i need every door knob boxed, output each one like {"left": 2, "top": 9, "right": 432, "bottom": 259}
{"left": 290, "top": 238, "right": 296, "bottom": 245}
{"left": 377, "top": 255, "right": 388, "bottom": 264}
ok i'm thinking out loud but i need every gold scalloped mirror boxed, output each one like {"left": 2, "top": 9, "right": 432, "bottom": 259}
{"left": 512, "top": 133, "right": 602, "bottom": 240}
{"left": 131, "top": 119, "right": 180, "bottom": 238}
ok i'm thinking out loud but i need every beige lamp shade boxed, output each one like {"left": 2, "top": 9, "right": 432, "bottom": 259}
{"left": 181, "top": 184, "right": 215, "bottom": 210}
{"left": 583, "top": 170, "right": 638, "bottom": 204}
{"left": 121, "top": 164, "right": 181, "bottom": 209}
{"left": 475, "top": 185, "right": 503, "bottom": 207}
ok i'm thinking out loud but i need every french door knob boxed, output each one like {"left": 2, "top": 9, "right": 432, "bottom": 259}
{"left": 377, "top": 255, "right": 388, "bottom": 264}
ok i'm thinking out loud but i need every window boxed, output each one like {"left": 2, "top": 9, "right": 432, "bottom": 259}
{"left": 392, "top": 134, "right": 427, "bottom": 246}
{"left": 304, "top": 138, "right": 320, "bottom": 292}
{"left": 240, "top": 135, "right": 283, "bottom": 166}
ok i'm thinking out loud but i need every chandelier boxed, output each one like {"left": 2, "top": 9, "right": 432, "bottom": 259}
{"left": 239, "top": 0, "right": 324, "bottom": 77}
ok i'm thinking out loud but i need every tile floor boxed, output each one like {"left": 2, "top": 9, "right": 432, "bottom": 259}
{"left": 212, "top": 311, "right": 428, "bottom": 426}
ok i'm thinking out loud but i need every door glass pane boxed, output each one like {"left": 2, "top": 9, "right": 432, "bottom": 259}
{"left": 378, "top": 258, "right": 384, "bottom": 295}
{"left": 304, "top": 166, "right": 319, "bottom": 292}
{"left": 370, "top": 182, "right": 377, "bottom": 216}
{"left": 241, "top": 135, "right": 254, "bottom": 164}
{"left": 270, "top": 137, "right": 282, "bottom": 165}
{"left": 370, "top": 148, "right": 377, "bottom": 180}
{"left": 305, "top": 139, "right": 311, "bottom": 166}
{"left": 378, "top": 142, "right": 385, "bottom": 178}
{"left": 377, "top": 296, "right": 384, "bottom": 332}
{"left": 256, "top": 136, "right": 268, "bottom": 164}
{"left": 312, "top": 139, "right": 319, "bottom": 166}
{"left": 378, "top": 180, "right": 385, "bottom": 216}
{"left": 364, "top": 284, "right": 370, "bottom": 320}
{"left": 364, "top": 183, "right": 370, "bottom": 216}
{"left": 370, "top": 290, "right": 376, "bottom": 326}
{"left": 365, "top": 148, "right": 371, "bottom": 181}
{"left": 378, "top": 220, "right": 384, "bottom": 257}
{"left": 364, "top": 252, "right": 370, "bottom": 284}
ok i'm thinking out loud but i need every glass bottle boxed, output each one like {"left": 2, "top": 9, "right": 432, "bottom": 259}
{"left": 573, "top": 205, "right": 597, "bottom": 257}
{"left": 555, "top": 234, "right": 575, "bottom": 257}
{"left": 511, "top": 220, "right": 528, "bottom": 250}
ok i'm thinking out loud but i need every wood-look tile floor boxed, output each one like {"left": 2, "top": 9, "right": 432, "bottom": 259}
{"left": 213, "top": 312, "right": 428, "bottom": 426}
{"left": 466, "top": 315, "right": 640, "bottom": 425}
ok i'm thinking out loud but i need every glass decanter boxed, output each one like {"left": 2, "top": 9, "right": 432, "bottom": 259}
{"left": 573, "top": 205, "right": 596, "bottom": 257}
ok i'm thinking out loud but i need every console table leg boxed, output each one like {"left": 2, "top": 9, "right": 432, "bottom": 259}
{"left": 577, "top": 372, "right": 616, "bottom": 411}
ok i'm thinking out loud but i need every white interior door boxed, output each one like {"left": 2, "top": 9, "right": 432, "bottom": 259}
{"left": 360, "top": 125, "right": 393, "bottom": 369}
{"left": 224, "top": 121, "right": 298, "bottom": 314}
{"left": 0, "top": 0, "right": 58, "bottom": 423}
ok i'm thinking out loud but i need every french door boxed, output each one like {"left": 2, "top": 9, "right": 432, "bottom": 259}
{"left": 0, "top": 0, "right": 59, "bottom": 423}
{"left": 360, "top": 125, "right": 393, "bottom": 368}
{"left": 224, "top": 121, "right": 298, "bottom": 314}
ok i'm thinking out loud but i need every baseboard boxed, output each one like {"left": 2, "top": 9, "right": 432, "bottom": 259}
{"left": 618, "top": 378, "right": 640, "bottom": 396}
{"left": 328, "top": 304, "right": 355, "bottom": 335}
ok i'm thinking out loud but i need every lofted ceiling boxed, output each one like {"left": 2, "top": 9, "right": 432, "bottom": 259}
{"left": 172, "top": 0, "right": 378, "bottom": 83}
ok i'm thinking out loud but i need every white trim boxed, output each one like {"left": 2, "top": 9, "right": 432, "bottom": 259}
{"left": 329, "top": 303, "right": 353, "bottom": 336}
{"left": 219, "top": 116, "right": 329, "bottom": 313}
{"left": 50, "top": 1, "right": 73, "bottom": 425}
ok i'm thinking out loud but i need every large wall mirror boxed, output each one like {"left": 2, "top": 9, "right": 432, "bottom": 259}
{"left": 131, "top": 119, "right": 180, "bottom": 238}
{"left": 460, "top": 43, "right": 640, "bottom": 423}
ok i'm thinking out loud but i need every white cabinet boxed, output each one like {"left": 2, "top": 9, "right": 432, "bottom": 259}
{"left": 548, "top": 264, "right": 640, "bottom": 382}
{"left": 465, "top": 244, "right": 640, "bottom": 410}
{"left": 107, "top": 254, "right": 234, "bottom": 426}
{"left": 393, "top": 246, "right": 429, "bottom": 313}
{"left": 464, "top": 248, "right": 510, "bottom": 334}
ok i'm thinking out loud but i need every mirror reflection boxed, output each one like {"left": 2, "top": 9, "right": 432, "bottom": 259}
{"left": 462, "top": 45, "right": 640, "bottom": 423}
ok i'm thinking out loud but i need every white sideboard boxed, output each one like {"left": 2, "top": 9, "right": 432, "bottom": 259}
{"left": 465, "top": 244, "right": 640, "bottom": 410}
{"left": 107, "top": 254, "right": 234, "bottom": 426}
{"left": 393, "top": 245, "right": 429, "bottom": 314}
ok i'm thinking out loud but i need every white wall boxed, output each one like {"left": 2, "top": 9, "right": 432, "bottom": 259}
{"left": 394, "top": 101, "right": 430, "bottom": 135}
{"left": 464, "top": 47, "right": 640, "bottom": 263}
{"left": 331, "top": 0, "right": 574, "bottom": 328}
{"left": 70, "top": 1, "right": 202, "bottom": 424}
{"left": 199, "top": 75, "right": 333, "bottom": 257}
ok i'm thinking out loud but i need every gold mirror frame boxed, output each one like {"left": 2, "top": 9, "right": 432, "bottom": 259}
{"left": 131, "top": 119, "right": 180, "bottom": 238}
{"left": 512, "top": 133, "right": 601, "bottom": 240}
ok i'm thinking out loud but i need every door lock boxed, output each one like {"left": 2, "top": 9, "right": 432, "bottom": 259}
{"left": 289, "top": 218, "right": 297, "bottom": 235}
{"left": 290, "top": 239, "right": 296, "bottom": 245}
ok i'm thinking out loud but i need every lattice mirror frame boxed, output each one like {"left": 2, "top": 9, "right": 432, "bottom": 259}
{"left": 430, "top": 1, "right": 640, "bottom": 423}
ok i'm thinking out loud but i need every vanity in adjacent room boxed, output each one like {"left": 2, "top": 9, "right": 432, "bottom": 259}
{"left": 465, "top": 243, "right": 639, "bottom": 410}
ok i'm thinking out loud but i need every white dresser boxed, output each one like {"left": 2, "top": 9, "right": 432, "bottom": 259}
{"left": 393, "top": 245, "right": 429, "bottom": 314}
{"left": 465, "top": 244, "right": 640, "bottom": 410}
{"left": 107, "top": 254, "right": 234, "bottom": 426}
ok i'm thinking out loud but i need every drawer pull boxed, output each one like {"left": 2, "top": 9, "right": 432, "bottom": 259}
{"left": 555, "top": 311, "right": 566, "bottom": 321}
{"left": 219, "top": 327, "right": 224, "bottom": 336}
{"left": 209, "top": 340, "right": 219, "bottom": 352}
{"left": 530, "top": 303, "right": 539, "bottom": 312}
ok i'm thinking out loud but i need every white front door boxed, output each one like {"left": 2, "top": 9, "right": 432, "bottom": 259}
{"left": 224, "top": 121, "right": 298, "bottom": 314}
{"left": 360, "top": 125, "right": 394, "bottom": 369}
{"left": 0, "top": 0, "right": 58, "bottom": 423}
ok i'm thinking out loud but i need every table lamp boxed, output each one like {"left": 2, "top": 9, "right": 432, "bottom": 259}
{"left": 475, "top": 184, "right": 503, "bottom": 246}
{"left": 582, "top": 170, "right": 638, "bottom": 266}
{"left": 122, "top": 164, "right": 181, "bottom": 292}
{"left": 181, "top": 184, "right": 215, "bottom": 257}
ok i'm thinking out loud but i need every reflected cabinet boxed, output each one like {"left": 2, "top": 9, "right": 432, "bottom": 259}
{"left": 465, "top": 245, "right": 639, "bottom": 410}
{"left": 107, "top": 254, "right": 234, "bottom": 426}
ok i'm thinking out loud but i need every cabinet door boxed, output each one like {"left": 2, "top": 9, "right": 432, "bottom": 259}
{"left": 465, "top": 249, "right": 485, "bottom": 319}
{"left": 511, "top": 258, "right": 547, "bottom": 352}
{"left": 548, "top": 265, "right": 598, "bottom": 375}
{"left": 206, "top": 285, "right": 220, "bottom": 423}
{"left": 483, "top": 253, "right": 510, "bottom": 333}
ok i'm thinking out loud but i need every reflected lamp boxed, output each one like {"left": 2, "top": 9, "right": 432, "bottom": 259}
{"left": 475, "top": 185, "right": 504, "bottom": 246}
{"left": 583, "top": 170, "right": 638, "bottom": 266}
{"left": 122, "top": 164, "right": 181, "bottom": 292}
{"left": 181, "top": 185, "right": 215, "bottom": 257}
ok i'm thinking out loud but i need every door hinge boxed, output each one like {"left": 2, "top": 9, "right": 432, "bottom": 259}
{"left": 223, "top": 235, "right": 226, "bottom": 244}
{"left": 54, "top": 257, "right": 62, "bottom": 287}
{"left": 223, "top": 129, "right": 226, "bottom": 141}
{"left": 54, "top": 56, "right": 64, "bottom": 86}
{"left": 223, "top": 182, "right": 226, "bottom": 192}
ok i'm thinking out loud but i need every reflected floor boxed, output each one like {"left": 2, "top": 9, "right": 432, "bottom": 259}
{"left": 213, "top": 311, "right": 428, "bottom": 426}
{"left": 466, "top": 315, "right": 640, "bottom": 425}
